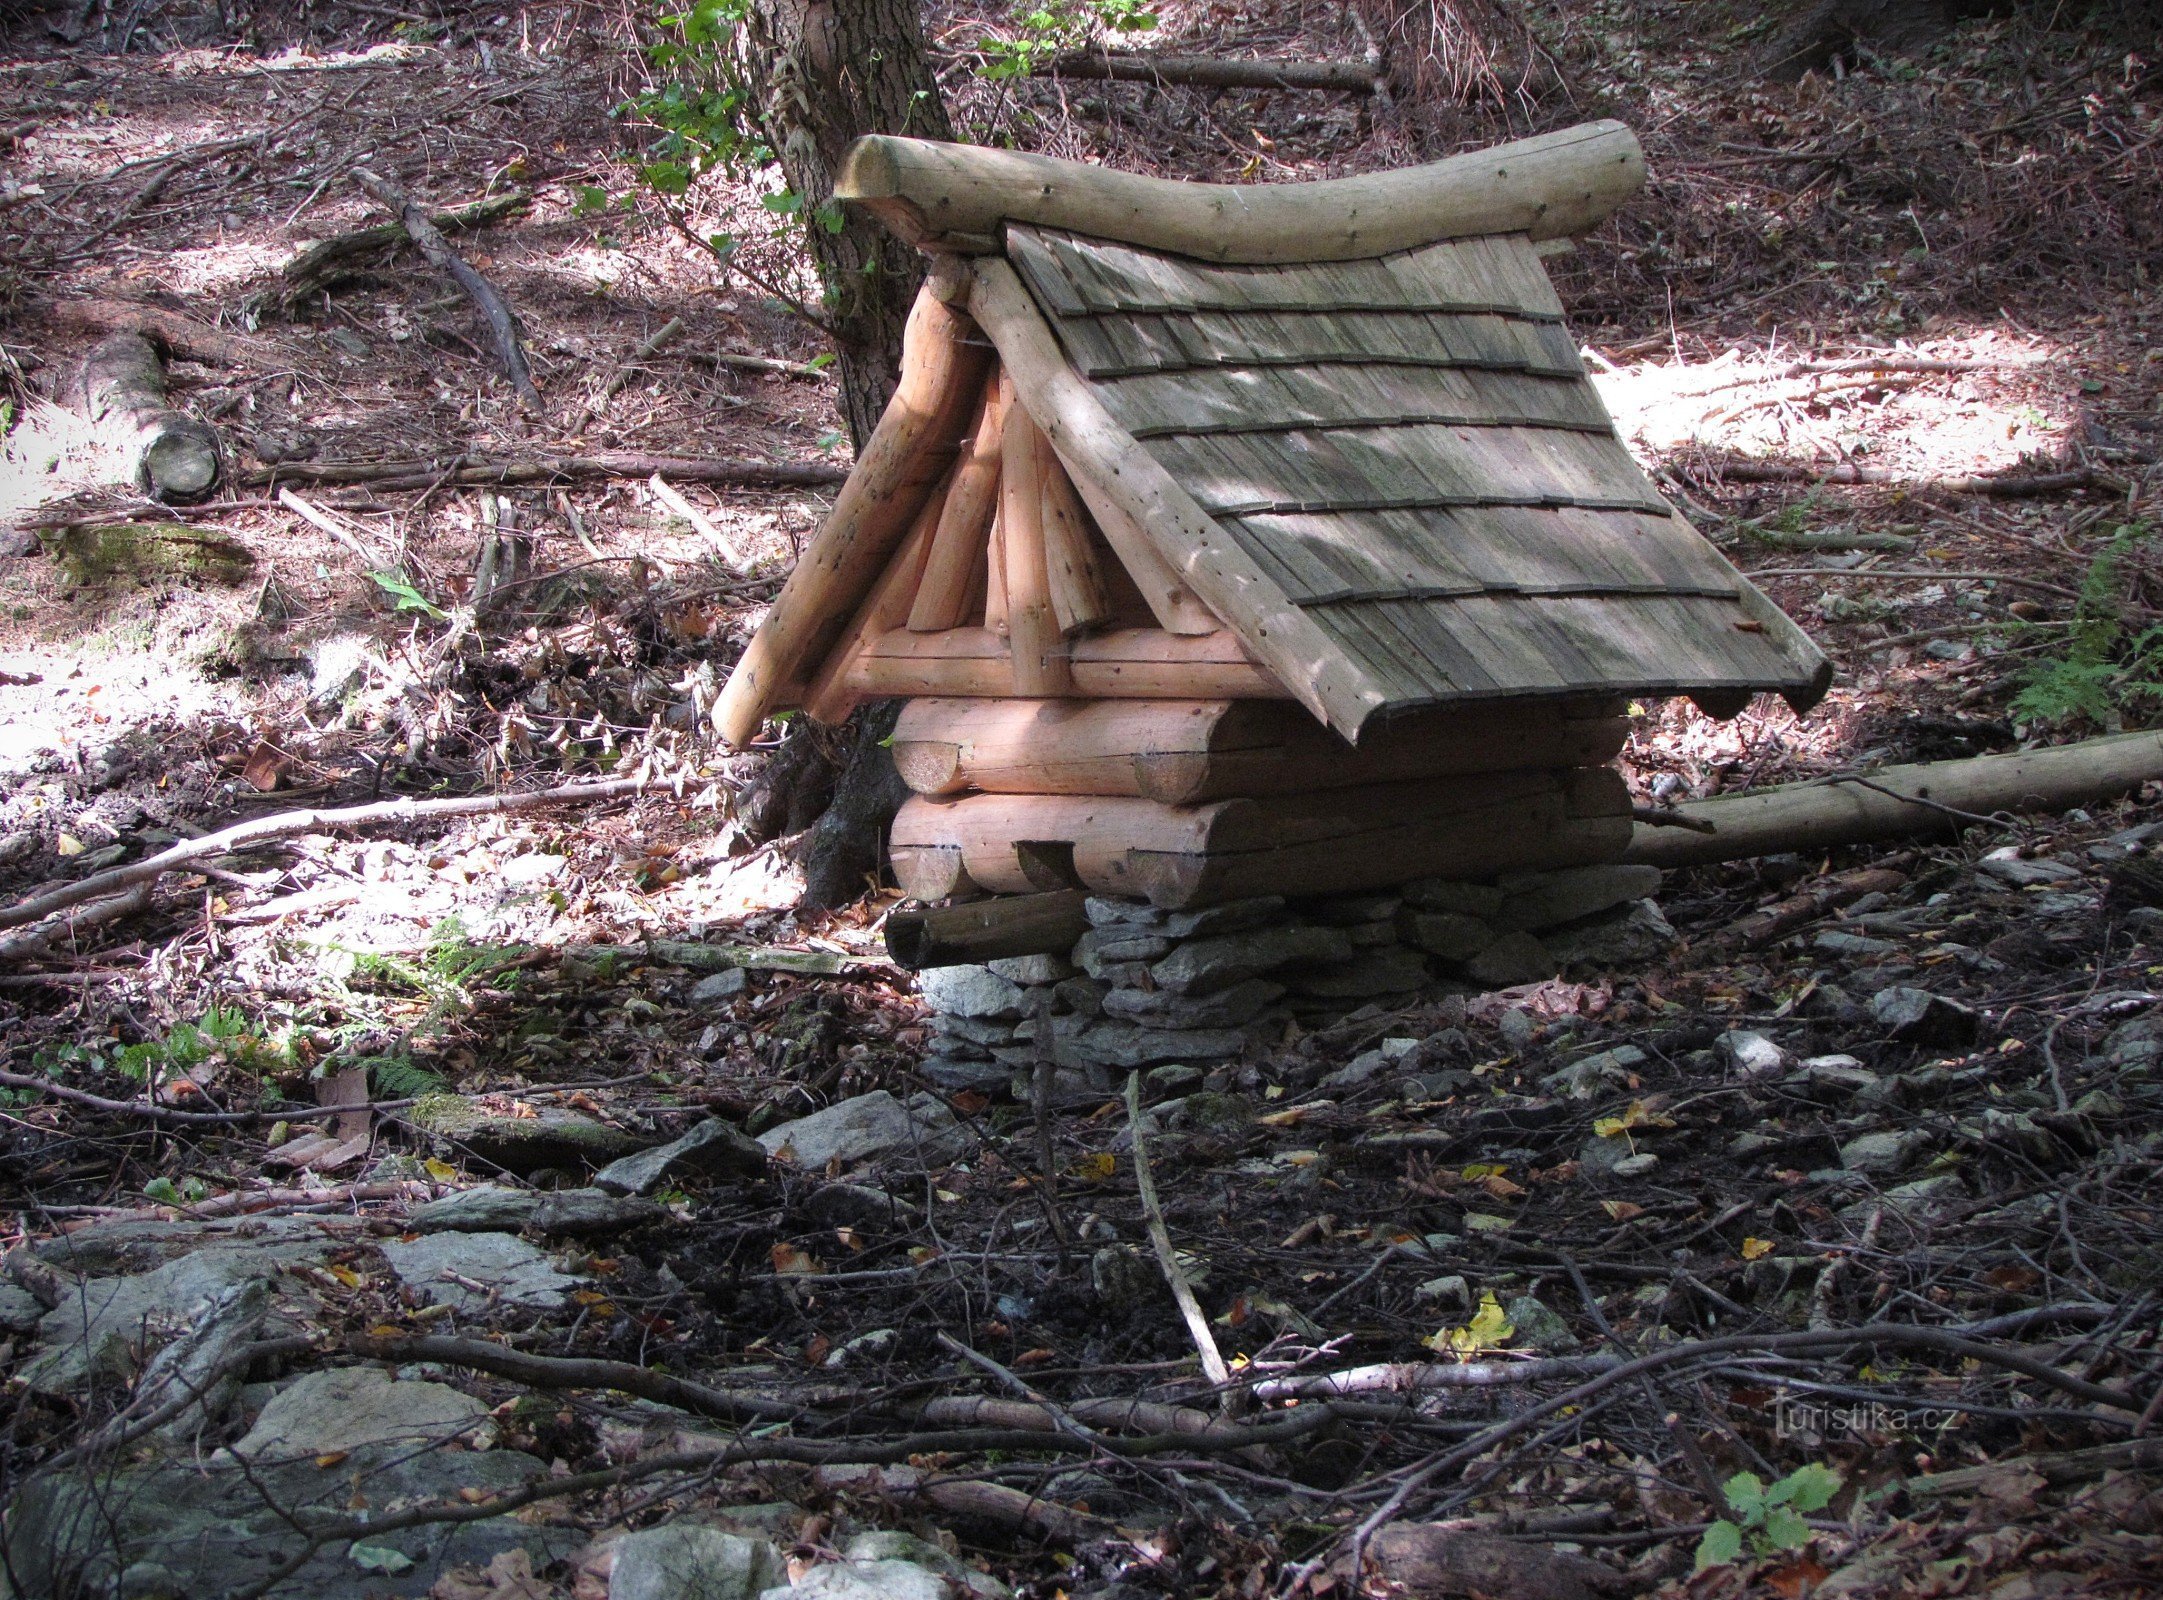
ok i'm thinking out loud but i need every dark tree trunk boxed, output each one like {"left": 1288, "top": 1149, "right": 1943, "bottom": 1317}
{"left": 740, "top": 0, "right": 954, "bottom": 451}
{"left": 1760, "top": 0, "right": 1986, "bottom": 81}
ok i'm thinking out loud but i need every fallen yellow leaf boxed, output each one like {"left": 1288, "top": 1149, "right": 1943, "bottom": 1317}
{"left": 1742, "top": 1236, "right": 1775, "bottom": 1261}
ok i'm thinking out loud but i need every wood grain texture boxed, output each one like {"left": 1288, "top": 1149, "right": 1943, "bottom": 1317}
{"left": 908, "top": 368, "right": 1006, "bottom": 632}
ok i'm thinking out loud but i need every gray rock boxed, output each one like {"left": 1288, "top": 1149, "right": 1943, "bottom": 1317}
{"left": 1546, "top": 899, "right": 1679, "bottom": 968}
{"left": 137, "top": 1277, "right": 269, "bottom": 1445}
{"left": 595, "top": 1118, "right": 769, "bottom": 1195}
{"left": 1413, "top": 1274, "right": 1471, "bottom": 1310}
{"left": 612, "top": 1525, "right": 786, "bottom": 1600}
{"left": 10, "top": 1440, "right": 562, "bottom": 1600}
{"left": 843, "top": 1534, "right": 1010, "bottom": 1600}
{"left": 1495, "top": 864, "right": 1663, "bottom": 933}
{"left": 918, "top": 1056, "right": 1013, "bottom": 1094}
{"left": 759, "top": 1090, "right": 970, "bottom": 1170}
{"left": 1871, "top": 1173, "right": 1968, "bottom": 1221}
{"left": 691, "top": 967, "right": 750, "bottom": 1002}
{"left": 1149, "top": 923, "right": 1354, "bottom": 995}
{"left": 1871, "top": 985, "right": 1979, "bottom": 1047}
{"left": 1496, "top": 1007, "right": 1539, "bottom": 1052}
{"left": 1084, "top": 897, "right": 1163, "bottom": 930}
{"left": 1977, "top": 853, "right": 2083, "bottom": 887}
{"left": 234, "top": 1366, "right": 490, "bottom": 1459}
{"left": 931, "top": 1013, "right": 1018, "bottom": 1048}
{"left": 1795, "top": 1055, "right": 1879, "bottom": 1097}
{"left": 763, "top": 1560, "right": 956, "bottom": 1600}
{"left": 1093, "top": 932, "right": 1174, "bottom": 963}
{"left": 1101, "top": 977, "right": 1285, "bottom": 1029}
{"left": 1463, "top": 931, "right": 1554, "bottom": 988}
{"left": 0, "top": 1282, "right": 49, "bottom": 1333}
{"left": 1054, "top": 976, "right": 1107, "bottom": 1016}
{"left": 1542, "top": 1044, "right": 1647, "bottom": 1100}
{"left": 408, "top": 1098, "right": 643, "bottom": 1174}
{"left": 916, "top": 965, "right": 1028, "bottom": 1021}
{"left": 1091, "top": 1244, "right": 1158, "bottom": 1311}
{"left": 987, "top": 952, "right": 1075, "bottom": 985}
{"left": 1579, "top": 1134, "right": 1635, "bottom": 1175}
{"left": 1612, "top": 1152, "right": 1660, "bottom": 1178}
{"left": 1718, "top": 1030, "right": 1789, "bottom": 1080}
{"left": 1159, "top": 896, "right": 1287, "bottom": 939}
{"left": 1503, "top": 1295, "right": 1581, "bottom": 1353}
{"left": 1307, "top": 892, "right": 1403, "bottom": 926}
{"left": 1286, "top": 946, "right": 1430, "bottom": 999}
{"left": 1074, "top": 930, "right": 1155, "bottom": 982}
{"left": 1815, "top": 930, "right": 1899, "bottom": 958}
{"left": 409, "top": 1185, "right": 664, "bottom": 1234}
{"left": 1399, "top": 909, "right": 1496, "bottom": 961}
{"left": 27, "top": 1212, "right": 338, "bottom": 1277}
{"left": 1324, "top": 1049, "right": 1392, "bottom": 1089}
{"left": 1401, "top": 878, "right": 1506, "bottom": 918}
{"left": 377, "top": 1231, "right": 580, "bottom": 1312}
{"left": 1145, "top": 1063, "right": 1207, "bottom": 1094}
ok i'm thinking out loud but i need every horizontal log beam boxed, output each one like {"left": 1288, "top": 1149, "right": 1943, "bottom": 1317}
{"left": 886, "top": 890, "right": 1090, "bottom": 969}
{"left": 1034, "top": 51, "right": 1380, "bottom": 94}
{"left": 839, "top": 120, "right": 1645, "bottom": 262}
{"left": 847, "top": 627, "right": 1289, "bottom": 701}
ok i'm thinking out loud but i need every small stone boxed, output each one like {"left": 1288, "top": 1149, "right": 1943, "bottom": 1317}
{"left": 1463, "top": 931, "right": 1554, "bottom": 988}
{"left": 691, "top": 967, "right": 749, "bottom": 1002}
{"left": 758, "top": 1090, "right": 970, "bottom": 1170}
{"left": 1543, "top": 1044, "right": 1647, "bottom": 1100}
{"left": 233, "top": 1367, "right": 490, "bottom": 1459}
{"left": 1414, "top": 1274, "right": 1471, "bottom": 1311}
{"left": 378, "top": 1231, "right": 580, "bottom": 1312}
{"left": 1287, "top": 946, "right": 1430, "bottom": 998}
{"left": 1059, "top": 1018, "right": 1247, "bottom": 1068}
{"left": 843, "top": 1533, "right": 1011, "bottom": 1600}
{"left": 1496, "top": 1007, "right": 1539, "bottom": 1052}
{"left": 918, "top": 1057, "right": 1013, "bottom": 1094}
{"left": 1795, "top": 1055, "right": 1879, "bottom": 1097}
{"left": 916, "top": 965, "right": 1028, "bottom": 1021}
{"left": 1399, "top": 909, "right": 1496, "bottom": 961}
{"left": 1814, "top": 930, "right": 1899, "bottom": 957}
{"left": 1840, "top": 1129, "right": 1929, "bottom": 1175}
{"left": 594, "top": 1119, "right": 768, "bottom": 1195}
{"left": 1174, "top": 1091, "right": 1255, "bottom": 1137}
{"left": 1612, "top": 1152, "right": 1660, "bottom": 1177}
{"left": 1150, "top": 923, "right": 1355, "bottom": 994}
{"left": 1503, "top": 1294, "right": 1580, "bottom": 1353}
{"left": 1145, "top": 1063, "right": 1205, "bottom": 1094}
{"left": 1730, "top": 1130, "right": 1783, "bottom": 1158}
{"left": 611, "top": 1525, "right": 786, "bottom": 1600}
{"left": 1494, "top": 864, "right": 1663, "bottom": 933}
{"left": 1101, "top": 977, "right": 1285, "bottom": 1028}
{"left": 1977, "top": 850, "right": 2083, "bottom": 887}
{"left": 1054, "top": 976, "right": 1107, "bottom": 1016}
{"left": 1871, "top": 1173, "right": 1968, "bottom": 1221}
{"left": 1401, "top": 878, "right": 1506, "bottom": 918}
{"left": 931, "top": 1013, "right": 1020, "bottom": 1048}
{"left": 1870, "top": 986, "right": 1980, "bottom": 1047}
{"left": 1546, "top": 899, "right": 1679, "bottom": 968}
{"left": 408, "top": 1098, "right": 643, "bottom": 1175}
{"left": 1094, "top": 932, "right": 1174, "bottom": 962}
{"left": 2072, "top": 1089, "right": 2123, "bottom": 1118}
{"left": 1159, "top": 896, "right": 1288, "bottom": 938}
{"left": 987, "top": 952, "right": 1075, "bottom": 985}
{"left": 1325, "top": 1049, "right": 1392, "bottom": 1089}
{"left": 763, "top": 1560, "right": 954, "bottom": 1600}
{"left": 1307, "top": 892, "right": 1403, "bottom": 926}
{"left": 1718, "top": 1030, "right": 1789, "bottom": 1079}
{"left": 1083, "top": 896, "right": 1163, "bottom": 930}
{"left": 1579, "top": 1134, "right": 1635, "bottom": 1175}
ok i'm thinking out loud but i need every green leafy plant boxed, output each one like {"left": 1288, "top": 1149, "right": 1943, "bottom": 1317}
{"left": 980, "top": 0, "right": 1157, "bottom": 78}
{"left": 38, "top": 1005, "right": 284, "bottom": 1087}
{"left": 2010, "top": 524, "right": 2163, "bottom": 732}
{"left": 369, "top": 568, "right": 446, "bottom": 620}
{"left": 1694, "top": 1463, "right": 1842, "bottom": 1571}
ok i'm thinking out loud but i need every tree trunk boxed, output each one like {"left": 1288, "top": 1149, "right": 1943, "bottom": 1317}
{"left": 740, "top": 0, "right": 954, "bottom": 451}
{"left": 1759, "top": 0, "right": 1984, "bottom": 81}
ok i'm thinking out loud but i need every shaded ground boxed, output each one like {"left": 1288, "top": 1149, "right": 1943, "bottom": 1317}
{"left": 2, "top": 0, "right": 2163, "bottom": 1596}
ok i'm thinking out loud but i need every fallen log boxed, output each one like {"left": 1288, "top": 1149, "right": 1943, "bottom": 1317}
{"left": 44, "top": 298, "right": 286, "bottom": 368}
{"left": 1034, "top": 49, "right": 1381, "bottom": 94}
{"left": 75, "top": 332, "right": 221, "bottom": 501}
{"left": 352, "top": 167, "right": 542, "bottom": 411}
{"left": 885, "top": 889, "right": 1089, "bottom": 969}
{"left": 280, "top": 189, "right": 530, "bottom": 303}
{"left": 1622, "top": 730, "right": 2163, "bottom": 869}
{"left": 1711, "top": 458, "right": 2112, "bottom": 498}
{"left": 242, "top": 452, "right": 847, "bottom": 492}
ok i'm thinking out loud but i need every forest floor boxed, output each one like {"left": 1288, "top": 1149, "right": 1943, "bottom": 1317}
{"left": 2, "top": 1, "right": 2163, "bottom": 1597}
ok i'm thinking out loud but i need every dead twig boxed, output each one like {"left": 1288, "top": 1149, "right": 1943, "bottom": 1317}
{"left": 648, "top": 472, "right": 753, "bottom": 573}
{"left": 245, "top": 452, "right": 845, "bottom": 492}
{"left": 573, "top": 316, "right": 685, "bottom": 429}
{"left": 1125, "top": 1069, "right": 1235, "bottom": 1398}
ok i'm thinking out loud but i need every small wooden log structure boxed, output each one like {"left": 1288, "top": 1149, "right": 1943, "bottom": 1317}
{"left": 715, "top": 122, "right": 1830, "bottom": 910}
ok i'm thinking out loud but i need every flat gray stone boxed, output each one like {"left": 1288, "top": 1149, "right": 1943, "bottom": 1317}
{"left": 1543, "top": 1044, "right": 1647, "bottom": 1100}
{"left": 1546, "top": 899, "right": 1679, "bottom": 968}
{"left": 234, "top": 1366, "right": 490, "bottom": 1460}
{"left": 1977, "top": 853, "right": 2083, "bottom": 887}
{"left": 1100, "top": 976, "right": 1285, "bottom": 1029}
{"left": 1060, "top": 1018, "right": 1246, "bottom": 1068}
{"left": 761, "top": 1560, "right": 954, "bottom": 1600}
{"left": 843, "top": 1534, "right": 1010, "bottom": 1600}
{"left": 594, "top": 1119, "right": 769, "bottom": 1195}
{"left": 27, "top": 1213, "right": 338, "bottom": 1277}
{"left": 1871, "top": 985, "right": 1979, "bottom": 1047}
{"left": 1612, "top": 1152, "right": 1660, "bottom": 1177}
{"left": 916, "top": 965, "right": 1028, "bottom": 1021}
{"left": 1286, "top": 946, "right": 1429, "bottom": 998}
{"left": 692, "top": 968, "right": 750, "bottom": 1002}
{"left": 1159, "top": 896, "right": 1287, "bottom": 939}
{"left": 1083, "top": 896, "right": 1162, "bottom": 930}
{"left": 1149, "top": 923, "right": 1353, "bottom": 995}
{"left": 1399, "top": 909, "right": 1496, "bottom": 961}
{"left": 1495, "top": 864, "right": 1662, "bottom": 932}
{"left": 987, "top": 952, "right": 1075, "bottom": 985}
{"left": 1093, "top": 932, "right": 1174, "bottom": 963}
{"left": 918, "top": 1056, "right": 1013, "bottom": 1094}
{"left": 408, "top": 1186, "right": 664, "bottom": 1234}
{"left": 377, "top": 1230, "right": 580, "bottom": 1312}
{"left": 1840, "top": 1129, "right": 1932, "bottom": 1176}
{"left": 759, "top": 1090, "right": 969, "bottom": 1170}
{"left": 0, "top": 1283, "right": 48, "bottom": 1333}
{"left": 612, "top": 1525, "right": 786, "bottom": 1600}
{"left": 1053, "top": 976, "right": 1106, "bottom": 1016}
{"left": 1815, "top": 930, "right": 1899, "bottom": 957}
{"left": 1868, "top": 1173, "right": 1968, "bottom": 1222}
{"left": 930, "top": 1013, "right": 1017, "bottom": 1048}
{"left": 1463, "top": 931, "right": 1554, "bottom": 988}
{"left": 1579, "top": 1134, "right": 1635, "bottom": 1175}
{"left": 1504, "top": 1294, "right": 1580, "bottom": 1353}
{"left": 1401, "top": 878, "right": 1507, "bottom": 918}
{"left": 1718, "top": 1030, "right": 1789, "bottom": 1079}
{"left": 407, "top": 1100, "right": 644, "bottom": 1175}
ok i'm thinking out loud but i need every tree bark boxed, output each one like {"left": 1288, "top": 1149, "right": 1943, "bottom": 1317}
{"left": 740, "top": 0, "right": 955, "bottom": 451}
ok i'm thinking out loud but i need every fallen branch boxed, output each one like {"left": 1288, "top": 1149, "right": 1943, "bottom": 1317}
{"left": 686, "top": 347, "right": 835, "bottom": 380}
{"left": 1906, "top": 1438, "right": 2163, "bottom": 1497}
{"left": 1721, "top": 864, "right": 1911, "bottom": 949}
{"left": 1253, "top": 1353, "right": 1626, "bottom": 1401}
{"left": 574, "top": 316, "right": 685, "bottom": 428}
{"left": 1126, "top": 1070, "right": 1235, "bottom": 1395}
{"left": 0, "top": 883, "right": 150, "bottom": 962}
{"left": 1711, "top": 458, "right": 2112, "bottom": 498}
{"left": 352, "top": 168, "right": 542, "bottom": 411}
{"left": 244, "top": 452, "right": 846, "bottom": 492}
{"left": 1034, "top": 47, "right": 1380, "bottom": 93}
{"left": 281, "top": 189, "right": 530, "bottom": 303}
{"left": 1746, "top": 565, "right": 2088, "bottom": 606}
{"left": 40, "top": 297, "right": 287, "bottom": 369}
{"left": 648, "top": 473, "right": 753, "bottom": 572}
{"left": 1622, "top": 730, "right": 2163, "bottom": 868}
{"left": 0, "top": 775, "right": 647, "bottom": 935}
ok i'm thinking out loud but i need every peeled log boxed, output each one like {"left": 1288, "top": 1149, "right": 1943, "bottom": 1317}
{"left": 1623, "top": 730, "right": 2163, "bottom": 869}
{"left": 885, "top": 890, "right": 1090, "bottom": 969}
{"left": 77, "top": 333, "right": 221, "bottom": 502}
{"left": 890, "top": 696, "right": 1629, "bottom": 802}
{"left": 839, "top": 121, "right": 1646, "bottom": 262}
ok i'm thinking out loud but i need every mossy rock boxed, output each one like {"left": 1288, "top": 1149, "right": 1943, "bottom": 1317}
{"left": 49, "top": 524, "right": 254, "bottom": 586}
{"left": 408, "top": 1094, "right": 647, "bottom": 1175}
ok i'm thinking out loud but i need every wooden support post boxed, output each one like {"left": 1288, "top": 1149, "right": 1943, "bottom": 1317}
{"left": 909, "top": 368, "right": 1006, "bottom": 632}
{"left": 1000, "top": 398, "right": 1074, "bottom": 696}
{"left": 983, "top": 507, "right": 1009, "bottom": 637}
{"left": 1050, "top": 444, "right": 1218, "bottom": 636}
{"left": 800, "top": 466, "right": 954, "bottom": 725}
{"left": 1035, "top": 428, "right": 1111, "bottom": 636}
{"left": 713, "top": 283, "right": 992, "bottom": 746}
{"left": 885, "top": 890, "right": 1090, "bottom": 970}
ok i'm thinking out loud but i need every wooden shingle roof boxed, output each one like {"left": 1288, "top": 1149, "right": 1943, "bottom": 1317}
{"left": 999, "top": 224, "right": 1830, "bottom": 723}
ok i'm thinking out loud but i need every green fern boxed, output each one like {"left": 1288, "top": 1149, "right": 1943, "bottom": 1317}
{"left": 360, "top": 1054, "right": 448, "bottom": 1099}
{"left": 2011, "top": 525, "right": 2163, "bottom": 732}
